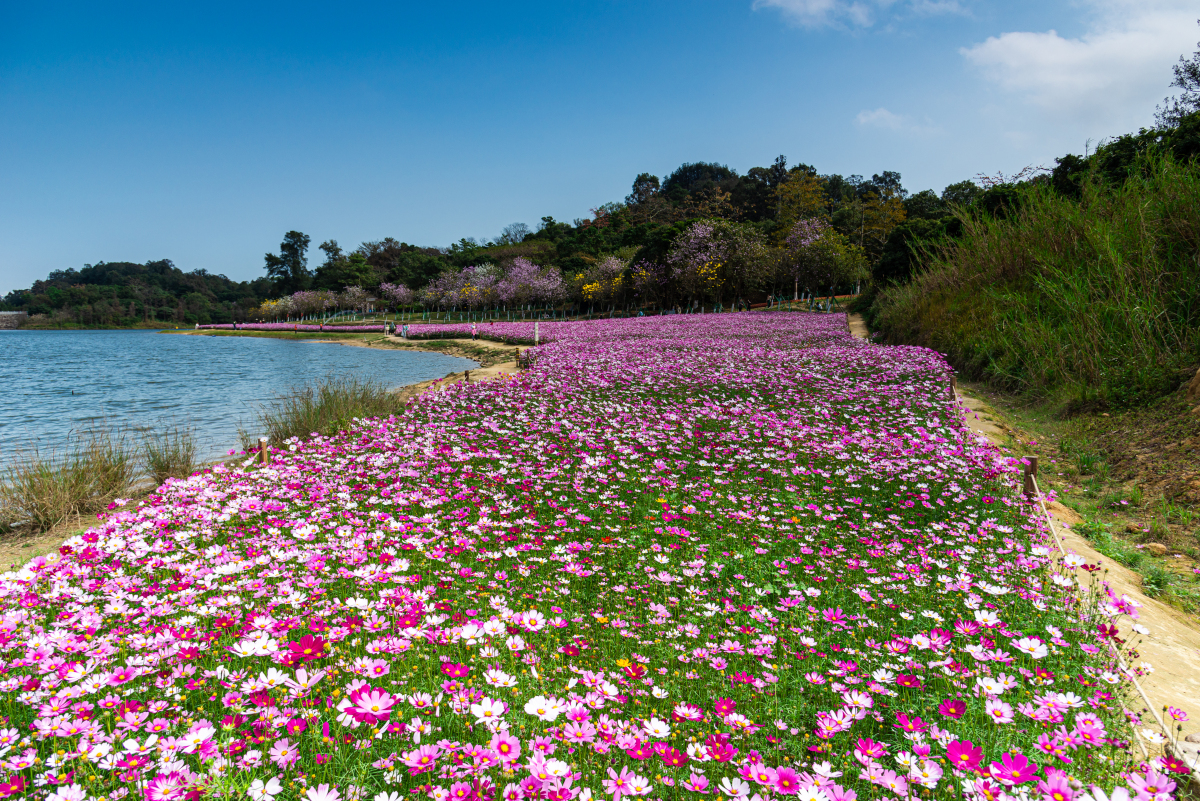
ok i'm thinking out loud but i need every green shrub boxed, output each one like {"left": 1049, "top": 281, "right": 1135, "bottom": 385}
{"left": 1142, "top": 564, "right": 1172, "bottom": 597}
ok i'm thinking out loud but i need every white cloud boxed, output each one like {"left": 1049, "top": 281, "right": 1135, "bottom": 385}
{"left": 856, "top": 107, "right": 940, "bottom": 135}
{"left": 856, "top": 108, "right": 907, "bottom": 128}
{"left": 961, "top": 0, "right": 1198, "bottom": 125}
{"left": 752, "top": 0, "right": 959, "bottom": 28}
{"left": 752, "top": 0, "right": 876, "bottom": 28}
{"left": 909, "top": 0, "right": 964, "bottom": 16}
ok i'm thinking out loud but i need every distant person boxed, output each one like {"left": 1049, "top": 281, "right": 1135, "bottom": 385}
{"left": 471, "top": 323, "right": 478, "bottom": 340}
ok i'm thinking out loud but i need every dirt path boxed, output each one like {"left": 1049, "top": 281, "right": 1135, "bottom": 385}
{"left": 0, "top": 516, "right": 86, "bottom": 572}
{"left": 848, "top": 314, "right": 1200, "bottom": 758}
{"left": 392, "top": 359, "right": 522, "bottom": 402}
{"left": 327, "top": 335, "right": 521, "bottom": 368}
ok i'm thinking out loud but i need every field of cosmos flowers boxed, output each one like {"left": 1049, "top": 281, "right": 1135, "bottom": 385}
{"left": 0, "top": 313, "right": 1183, "bottom": 801}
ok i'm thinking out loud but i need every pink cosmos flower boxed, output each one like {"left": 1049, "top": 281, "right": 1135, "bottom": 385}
{"left": 747, "top": 763, "right": 777, "bottom": 787}
{"left": 603, "top": 766, "right": 637, "bottom": 799}
{"left": 350, "top": 688, "right": 396, "bottom": 723}
{"left": 985, "top": 698, "right": 1015, "bottom": 724}
{"left": 489, "top": 732, "right": 521, "bottom": 763}
{"left": 1127, "top": 770, "right": 1175, "bottom": 801}
{"left": 144, "top": 773, "right": 189, "bottom": 801}
{"left": 946, "top": 740, "right": 982, "bottom": 772}
{"left": 659, "top": 747, "right": 688, "bottom": 768}
{"left": 269, "top": 737, "right": 299, "bottom": 769}
{"left": 938, "top": 699, "right": 966, "bottom": 719}
{"left": 1036, "top": 769, "right": 1076, "bottom": 801}
{"left": 894, "top": 712, "right": 927, "bottom": 733}
{"left": 773, "top": 766, "right": 802, "bottom": 795}
{"left": 989, "top": 752, "right": 1039, "bottom": 785}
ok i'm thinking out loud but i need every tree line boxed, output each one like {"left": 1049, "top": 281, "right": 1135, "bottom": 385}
{"left": 247, "top": 158, "right": 996, "bottom": 320}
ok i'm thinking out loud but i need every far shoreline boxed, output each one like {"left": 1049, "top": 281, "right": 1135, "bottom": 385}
{"left": 164, "top": 326, "right": 520, "bottom": 368}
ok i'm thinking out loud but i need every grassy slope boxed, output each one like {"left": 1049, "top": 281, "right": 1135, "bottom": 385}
{"left": 954, "top": 379, "right": 1200, "bottom": 615}
{"left": 870, "top": 156, "right": 1200, "bottom": 411}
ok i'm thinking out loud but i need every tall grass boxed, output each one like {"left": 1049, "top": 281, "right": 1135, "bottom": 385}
{"left": 871, "top": 154, "right": 1200, "bottom": 409}
{"left": 0, "top": 428, "right": 137, "bottom": 532}
{"left": 242, "top": 375, "right": 403, "bottom": 450}
{"left": 142, "top": 425, "right": 199, "bottom": 485}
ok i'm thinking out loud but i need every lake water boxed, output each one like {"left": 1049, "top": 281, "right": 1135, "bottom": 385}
{"left": 1, "top": 330, "right": 477, "bottom": 462}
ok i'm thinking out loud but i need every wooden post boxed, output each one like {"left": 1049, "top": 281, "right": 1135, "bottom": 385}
{"left": 950, "top": 375, "right": 957, "bottom": 398}
{"left": 465, "top": 370, "right": 470, "bottom": 382}
{"left": 258, "top": 437, "right": 270, "bottom": 465}
{"left": 1023, "top": 456, "right": 1038, "bottom": 499}
{"left": 516, "top": 348, "right": 521, "bottom": 368}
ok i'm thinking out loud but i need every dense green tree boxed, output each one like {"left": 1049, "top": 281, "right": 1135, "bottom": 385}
{"left": 904, "top": 189, "right": 945, "bottom": 220}
{"left": 661, "top": 162, "right": 739, "bottom": 202}
{"left": 941, "top": 180, "right": 983, "bottom": 209}
{"left": 264, "top": 231, "right": 312, "bottom": 294}
{"left": 874, "top": 217, "right": 962, "bottom": 285}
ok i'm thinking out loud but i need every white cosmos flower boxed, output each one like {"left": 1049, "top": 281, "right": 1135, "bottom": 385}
{"left": 484, "top": 669, "right": 518, "bottom": 688}
{"left": 470, "top": 698, "right": 505, "bottom": 720}
{"left": 1014, "top": 638, "right": 1048, "bottom": 659}
{"left": 523, "top": 695, "right": 561, "bottom": 721}
{"left": 719, "top": 777, "right": 751, "bottom": 799}
{"left": 248, "top": 778, "right": 283, "bottom": 800}
{"left": 642, "top": 717, "right": 671, "bottom": 738}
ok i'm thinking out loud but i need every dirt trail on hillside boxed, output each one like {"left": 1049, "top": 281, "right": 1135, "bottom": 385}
{"left": 848, "top": 313, "right": 1200, "bottom": 760}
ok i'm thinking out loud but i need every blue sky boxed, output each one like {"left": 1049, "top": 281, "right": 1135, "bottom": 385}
{"left": 1, "top": 0, "right": 1196, "bottom": 292}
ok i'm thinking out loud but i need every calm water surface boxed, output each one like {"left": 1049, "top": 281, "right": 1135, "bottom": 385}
{"left": 2, "top": 330, "right": 476, "bottom": 461}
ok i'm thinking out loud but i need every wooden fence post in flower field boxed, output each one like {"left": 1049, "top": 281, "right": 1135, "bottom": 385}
{"left": 1023, "top": 456, "right": 1038, "bottom": 499}
{"left": 950, "top": 375, "right": 957, "bottom": 398}
{"left": 258, "top": 437, "right": 270, "bottom": 465}
{"left": 465, "top": 370, "right": 471, "bottom": 383}
{"left": 535, "top": 321, "right": 539, "bottom": 346}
